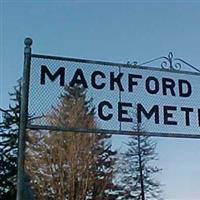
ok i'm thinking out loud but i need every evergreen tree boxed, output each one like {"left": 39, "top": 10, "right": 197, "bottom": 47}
{"left": 88, "top": 133, "right": 119, "bottom": 200}
{"left": 26, "top": 84, "right": 119, "bottom": 200}
{"left": 120, "top": 124, "right": 163, "bottom": 200}
{"left": 0, "top": 82, "right": 21, "bottom": 199}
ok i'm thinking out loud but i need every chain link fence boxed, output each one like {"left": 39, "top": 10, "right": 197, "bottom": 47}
{"left": 27, "top": 54, "right": 200, "bottom": 138}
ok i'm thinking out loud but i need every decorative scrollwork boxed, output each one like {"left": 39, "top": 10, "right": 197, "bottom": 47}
{"left": 161, "top": 52, "right": 181, "bottom": 71}
{"left": 135, "top": 52, "right": 200, "bottom": 73}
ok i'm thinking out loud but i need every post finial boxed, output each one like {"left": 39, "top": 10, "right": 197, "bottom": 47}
{"left": 24, "top": 38, "right": 33, "bottom": 47}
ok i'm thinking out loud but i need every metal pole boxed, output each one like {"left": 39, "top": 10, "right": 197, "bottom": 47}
{"left": 16, "top": 38, "right": 32, "bottom": 200}
{"left": 138, "top": 135, "right": 145, "bottom": 200}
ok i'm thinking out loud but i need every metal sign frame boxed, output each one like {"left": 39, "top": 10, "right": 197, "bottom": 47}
{"left": 27, "top": 53, "right": 200, "bottom": 139}
{"left": 17, "top": 38, "right": 200, "bottom": 200}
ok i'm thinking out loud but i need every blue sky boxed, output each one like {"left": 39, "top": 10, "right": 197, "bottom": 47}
{"left": 1, "top": 1, "right": 200, "bottom": 199}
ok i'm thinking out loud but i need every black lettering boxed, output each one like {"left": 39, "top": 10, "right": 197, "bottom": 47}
{"left": 137, "top": 104, "right": 159, "bottom": 124}
{"left": 128, "top": 74, "right": 142, "bottom": 92}
{"left": 181, "top": 107, "right": 193, "bottom": 126}
{"left": 110, "top": 72, "right": 124, "bottom": 91}
{"left": 40, "top": 65, "right": 65, "bottom": 86}
{"left": 98, "top": 101, "right": 113, "bottom": 121}
{"left": 91, "top": 71, "right": 106, "bottom": 89}
{"left": 118, "top": 102, "right": 133, "bottom": 122}
{"left": 146, "top": 76, "right": 159, "bottom": 94}
{"left": 198, "top": 109, "right": 200, "bottom": 127}
{"left": 70, "top": 68, "right": 88, "bottom": 88}
{"left": 162, "top": 78, "right": 176, "bottom": 96}
{"left": 179, "top": 79, "right": 192, "bottom": 97}
{"left": 163, "top": 106, "right": 177, "bottom": 125}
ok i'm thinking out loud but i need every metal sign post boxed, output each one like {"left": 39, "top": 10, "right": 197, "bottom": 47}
{"left": 16, "top": 38, "right": 32, "bottom": 200}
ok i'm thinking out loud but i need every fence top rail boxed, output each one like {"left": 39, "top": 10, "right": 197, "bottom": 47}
{"left": 31, "top": 53, "right": 200, "bottom": 77}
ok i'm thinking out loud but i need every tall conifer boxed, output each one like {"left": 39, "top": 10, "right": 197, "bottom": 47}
{"left": 120, "top": 124, "right": 163, "bottom": 200}
{"left": 0, "top": 82, "right": 21, "bottom": 199}
{"left": 26, "top": 84, "right": 118, "bottom": 199}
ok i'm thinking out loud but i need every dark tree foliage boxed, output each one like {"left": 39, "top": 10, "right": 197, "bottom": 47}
{"left": 89, "top": 133, "right": 119, "bottom": 200}
{"left": 121, "top": 125, "right": 163, "bottom": 200}
{"left": 0, "top": 82, "right": 21, "bottom": 200}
